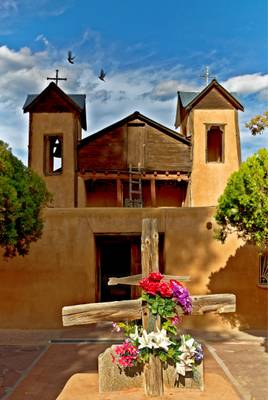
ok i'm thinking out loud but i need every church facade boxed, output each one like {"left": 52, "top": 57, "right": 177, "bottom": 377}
{"left": 0, "top": 79, "right": 266, "bottom": 331}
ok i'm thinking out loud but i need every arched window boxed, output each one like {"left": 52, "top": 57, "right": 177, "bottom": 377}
{"left": 206, "top": 126, "right": 224, "bottom": 163}
{"left": 44, "top": 135, "right": 63, "bottom": 175}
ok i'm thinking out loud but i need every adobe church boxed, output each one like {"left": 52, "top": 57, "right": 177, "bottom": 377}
{"left": 0, "top": 77, "right": 266, "bottom": 331}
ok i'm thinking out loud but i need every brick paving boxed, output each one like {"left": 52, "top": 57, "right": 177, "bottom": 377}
{"left": 0, "top": 346, "right": 45, "bottom": 399}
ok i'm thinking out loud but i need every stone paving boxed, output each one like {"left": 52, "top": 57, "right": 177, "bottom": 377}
{"left": 0, "top": 327, "right": 267, "bottom": 400}
{"left": 0, "top": 345, "right": 45, "bottom": 399}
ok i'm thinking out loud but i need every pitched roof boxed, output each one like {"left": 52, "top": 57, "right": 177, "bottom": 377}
{"left": 23, "top": 82, "right": 87, "bottom": 130}
{"left": 179, "top": 92, "right": 199, "bottom": 107}
{"left": 79, "top": 111, "right": 191, "bottom": 147}
{"left": 178, "top": 79, "right": 244, "bottom": 111}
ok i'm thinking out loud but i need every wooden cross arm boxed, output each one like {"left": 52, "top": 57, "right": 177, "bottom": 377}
{"left": 62, "top": 293, "right": 236, "bottom": 327}
{"left": 191, "top": 294, "right": 236, "bottom": 315}
{"left": 108, "top": 274, "right": 190, "bottom": 286}
{"left": 62, "top": 299, "right": 142, "bottom": 327}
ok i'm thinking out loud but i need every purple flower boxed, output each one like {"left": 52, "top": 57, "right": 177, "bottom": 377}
{"left": 171, "top": 281, "right": 192, "bottom": 314}
{"left": 194, "top": 345, "right": 203, "bottom": 364}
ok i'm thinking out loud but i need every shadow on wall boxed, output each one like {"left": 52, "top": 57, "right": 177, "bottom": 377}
{"left": 165, "top": 210, "right": 221, "bottom": 295}
{"left": 207, "top": 244, "right": 268, "bottom": 333}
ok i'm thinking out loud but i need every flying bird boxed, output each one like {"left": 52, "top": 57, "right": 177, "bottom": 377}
{"left": 67, "top": 51, "right": 75, "bottom": 64}
{"left": 98, "top": 69, "right": 106, "bottom": 81}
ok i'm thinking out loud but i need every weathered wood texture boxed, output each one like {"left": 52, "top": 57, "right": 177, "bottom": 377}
{"left": 144, "top": 355, "right": 163, "bottom": 396}
{"left": 62, "top": 299, "right": 141, "bottom": 326}
{"left": 144, "top": 126, "right": 191, "bottom": 171}
{"left": 141, "top": 218, "right": 163, "bottom": 396}
{"left": 62, "top": 294, "right": 236, "bottom": 326}
{"left": 141, "top": 218, "right": 159, "bottom": 277}
{"left": 80, "top": 171, "right": 190, "bottom": 181}
{"left": 78, "top": 120, "right": 192, "bottom": 173}
{"left": 108, "top": 273, "right": 190, "bottom": 286}
{"left": 191, "top": 294, "right": 236, "bottom": 315}
{"left": 79, "top": 127, "right": 126, "bottom": 171}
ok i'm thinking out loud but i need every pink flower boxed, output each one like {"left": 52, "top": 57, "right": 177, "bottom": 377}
{"left": 171, "top": 315, "right": 181, "bottom": 325}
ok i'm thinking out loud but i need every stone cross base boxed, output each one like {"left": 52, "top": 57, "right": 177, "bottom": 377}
{"left": 98, "top": 346, "right": 204, "bottom": 393}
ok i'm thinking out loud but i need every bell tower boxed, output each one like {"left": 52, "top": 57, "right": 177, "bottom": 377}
{"left": 175, "top": 79, "right": 244, "bottom": 206}
{"left": 23, "top": 74, "right": 87, "bottom": 207}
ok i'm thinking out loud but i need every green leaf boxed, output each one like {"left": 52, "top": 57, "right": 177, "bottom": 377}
{"left": 0, "top": 140, "right": 51, "bottom": 257}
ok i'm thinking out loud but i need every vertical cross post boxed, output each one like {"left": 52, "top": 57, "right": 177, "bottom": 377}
{"left": 47, "top": 69, "right": 67, "bottom": 86}
{"left": 141, "top": 218, "right": 163, "bottom": 396}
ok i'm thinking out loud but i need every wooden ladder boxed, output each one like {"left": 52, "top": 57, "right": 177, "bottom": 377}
{"left": 128, "top": 164, "right": 143, "bottom": 207}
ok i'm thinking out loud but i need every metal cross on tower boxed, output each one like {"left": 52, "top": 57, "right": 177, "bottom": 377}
{"left": 200, "top": 66, "right": 215, "bottom": 86}
{"left": 47, "top": 69, "right": 67, "bottom": 86}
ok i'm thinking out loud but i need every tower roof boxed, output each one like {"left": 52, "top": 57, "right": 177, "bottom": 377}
{"left": 175, "top": 79, "right": 244, "bottom": 129}
{"left": 23, "top": 82, "right": 87, "bottom": 130}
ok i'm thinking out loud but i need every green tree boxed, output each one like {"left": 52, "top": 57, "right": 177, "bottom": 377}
{"left": 0, "top": 140, "right": 51, "bottom": 257}
{"left": 214, "top": 149, "right": 268, "bottom": 251}
{"left": 245, "top": 110, "right": 268, "bottom": 135}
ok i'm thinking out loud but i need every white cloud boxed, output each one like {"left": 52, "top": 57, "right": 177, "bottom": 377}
{"left": 0, "top": 44, "right": 267, "bottom": 165}
{"left": 36, "top": 34, "right": 50, "bottom": 48}
{"left": 222, "top": 73, "right": 268, "bottom": 94}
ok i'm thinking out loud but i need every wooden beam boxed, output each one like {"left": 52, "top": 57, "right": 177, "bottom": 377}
{"left": 62, "top": 294, "right": 236, "bottom": 326}
{"left": 191, "top": 294, "right": 236, "bottom": 315}
{"left": 79, "top": 171, "right": 189, "bottom": 182}
{"left": 108, "top": 274, "right": 190, "bottom": 286}
{"left": 62, "top": 299, "right": 142, "bottom": 327}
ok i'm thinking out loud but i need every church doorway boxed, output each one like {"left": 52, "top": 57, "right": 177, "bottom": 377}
{"left": 95, "top": 234, "right": 164, "bottom": 302}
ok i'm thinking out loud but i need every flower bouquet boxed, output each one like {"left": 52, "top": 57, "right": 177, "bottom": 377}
{"left": 111, "top": 272, "right": 203, "bottom": 383}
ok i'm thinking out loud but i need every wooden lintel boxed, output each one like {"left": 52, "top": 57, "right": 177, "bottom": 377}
{"left": 108, "top": 273, "right": 190, "bottom": 286}
{"left": 62, "top": 294, "right": 236, "bottom": 326}
{"left": 79, "top": 172, "right": 189, "bottom": 182}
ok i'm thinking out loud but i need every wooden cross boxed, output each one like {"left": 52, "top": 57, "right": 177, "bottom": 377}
{"left": 47, "top": 69, "right": 67, "bottom": 86}
{"left": 62, "top": 218, "right": 236, "bottom": 397}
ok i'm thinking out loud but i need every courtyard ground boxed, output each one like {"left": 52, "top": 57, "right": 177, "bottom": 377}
{"left": 0, "top": 325, "right": 267, "bottom": 400}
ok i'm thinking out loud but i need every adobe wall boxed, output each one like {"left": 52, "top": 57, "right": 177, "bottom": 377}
{"left": 190, "top": 109, "right": 241, "bottom": 206}
{"left": 29, "top": 112, "right": 81, "bottom": 207}
{"left": 0, "top": 207, "right": 266, "bottom": 331}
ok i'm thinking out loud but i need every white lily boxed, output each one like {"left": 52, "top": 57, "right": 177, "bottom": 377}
{"left": 138, "top": 328, "right": 173, "bottom": 351}
{"left": 150, "top": 328, "right": 173, "bottom": 351}
{"left": 129, "top": 325, "right": 139, "bottom": 341}
{"left": 175, "top": 335, "right": 197, "bottom": 377}
{"left": 138, "top": 329, "right": 155, "bottom": 349}
{"left": 176, "top": 362, "right": 186, "bottom": 376}
{"left": 179, "top": 335, "right": 195, "bottom": 353}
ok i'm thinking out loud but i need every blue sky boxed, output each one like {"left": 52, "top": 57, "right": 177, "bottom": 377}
{"left": 0, "top": 0, "right": 267, "bottom": 163}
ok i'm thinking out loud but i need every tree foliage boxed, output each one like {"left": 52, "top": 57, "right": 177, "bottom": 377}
{"left": 0, "top": 140, "right": 51, "bottom": 257}
{"left": 214, "top": 149, "right": 268, "bottom": 251}
{"left": 245, "top": 110, "right": 268, "bottom": 135}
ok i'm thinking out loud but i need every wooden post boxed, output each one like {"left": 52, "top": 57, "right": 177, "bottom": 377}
{"left": 141, "top": 219, "right": 163, "bottom": 397}
{"left": 150, "top": 178, "right": 156, "bottom": 207}
{"left": 116, "top": 178, "right": 123, "bottom": 207}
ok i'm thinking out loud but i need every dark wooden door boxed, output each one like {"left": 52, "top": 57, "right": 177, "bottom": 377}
{"left": 95, "top": 235, "right": 164, "bottom": 302}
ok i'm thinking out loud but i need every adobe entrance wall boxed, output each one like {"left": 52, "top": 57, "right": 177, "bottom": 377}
{"left": 0, "top": 207, "right": 266, "bottom": 331}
